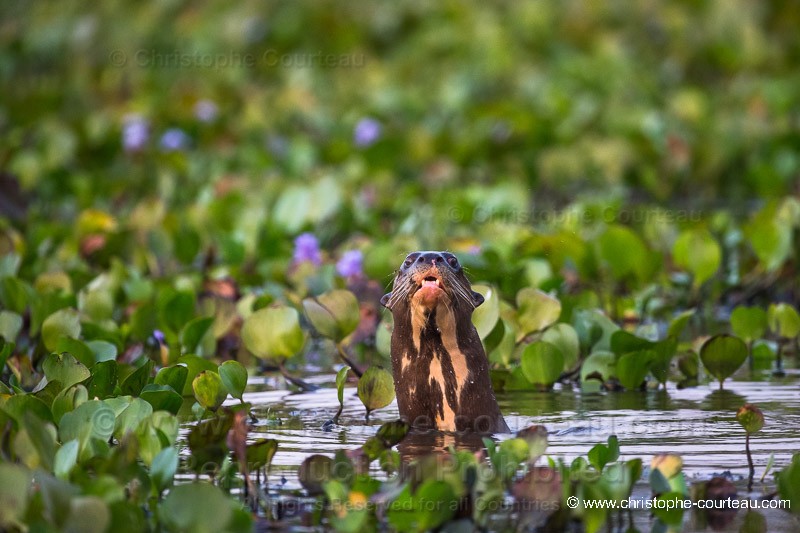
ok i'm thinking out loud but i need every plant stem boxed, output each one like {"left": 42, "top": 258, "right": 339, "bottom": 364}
{"left": 277, "top": 361, "right": 318, "bottom": 392}
{"left": 337, "top": 343, "right": 363, "bottom": 377}
{"left": 746, "top": 432, "right": 754, "bottom": 492}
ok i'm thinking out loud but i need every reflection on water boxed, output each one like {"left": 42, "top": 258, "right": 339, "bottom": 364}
{"left": 236, "top": 371, "right": 800, "bottom": 531}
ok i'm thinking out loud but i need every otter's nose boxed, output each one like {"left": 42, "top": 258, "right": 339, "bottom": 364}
{"left": 417, "top": 252, "right": 444, "bottom": 265}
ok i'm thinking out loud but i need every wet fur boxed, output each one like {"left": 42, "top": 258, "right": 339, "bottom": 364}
{"left": 382, "top": 252, "right": 509, "bottom": 434}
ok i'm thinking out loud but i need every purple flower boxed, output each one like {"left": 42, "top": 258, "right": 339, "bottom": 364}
{"left": 194, "top": 99, "right": 218, "bottom": 122}
{"left": 336, "top": 250, "right": 363, "bottom": 278}
{"left": 122, "top": 114, "right": 149, "bottom": 152}
{"left": 159, "top": 128, "right": 190, "bottom": 152}
{"left": 293, "top": 233, "right": 322, "bottom": 266}
{"left": 152, "top": 329, "right": 166, "bottom": 345}
{"left": 353, "top": 118, "right": 382, "bottom": 147}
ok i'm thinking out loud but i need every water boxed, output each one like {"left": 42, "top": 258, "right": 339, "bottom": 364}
{"left": 232, "top": 370, "right": 800, "bottom": 530}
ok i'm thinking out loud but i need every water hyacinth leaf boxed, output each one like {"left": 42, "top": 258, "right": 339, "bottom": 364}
{"left": 678, "top": 351, "right": 699, "bottom": 379}
{"left": 516, "top": 425, "right": 549, "bottom": 463}
{"left": 598, "top": 224, "right": 651, "bottom": 280}
{"left": 150, "top": 447, "right": 179, "bottom": 493}
{"left": 187, "top": 413, "right": 233, "bottom": 474}
{"left": 0, "top": 276, "right": 29, "bottom": 315}
{"left": 41, "top": 308, "right": 82, "bottom": 352}
{"left": 87, "top": 360, "right": 117, "bottom": 400}
{"left": 541, "top": 323, "right": 580, "bottom": 370}
{"left": 673, "top": 228, "right": 721, "bottom": 287}
{"left": 246, "top": 439, "right": 278, "bottom": 470}
{"left": 777, "top": 453, "right": 800, "bottom": 513}
{"left": 520, "top": 341, "right": 564, "bottom": 389}
{"left": 616, "top": 350, "right": 655, "bottom": 390}
{"left": 0, "top": 339, "right": 12, "bottom": 374}
{"left": 19, "top": 411, "right": 58, "bottom": 471}
{"left": 736, "top": 404, "right": 764, "bottom": 434}
{"left": 573, "top": 308, "right": 619, "bottom": 353}
{"left": 652, "top": 492, "right": 686, "bottom": 527}
{"left": 357, "top": 366, "right": 395, "bottom": 417}
{"left": 336, "top": 366, "right": 350, "bottom": 406}
{"left": 193, "top": 371, "right": 228, "bottom": 411}
{"left": 177, "top": 355, "right": 218, "bottom": 396}
{"left": 471, "top": 284, "right": 500, "bottom": 339}
{"left": 746, "top": 213, "right": 792, "bottom": 271}
{"left": 387, "top": 479, "right": 458, "bottom": 532}
{"left": 3, "top": 394, "right": 53, "bottom": 423}
{"left": 51, "top": 385, "right": 89, "bottom": 425}
{"left": 767, "top": 303, "right": 800, "bottom": 338}
{"left": 302, "top": 289, "right": 360, "bottom": 343}
{"left": 610, "top": 330, "right": 655, "bottom": 356}
{"left": 218, "top": 360, "right": 248, "bottom": 401}
{"left": 516, "top": 288, "right": 561, "bottom": 339}
{"left": 667, "top": 309, "right": 695, "bottom": 339}
{"left": 730, "top": 306, "right": 768, "bottom": 343}
{"left": 113, "top": 397, "right": 153, "bottom": 440}
{"left": 375, "top": 420, "right": 410, "bottom": 447}
{"left": 59, "top": 400, "right": 116, "bottom": 452}
{"left": 120, "top": 360, "right": 153, "bottom": 397}
{"left": 42, "top": 352, "right": 91, "bottom": 392}
{"left": 241, "top": 305, "right": 305, "bottom": 361}
{"left": 160, "top": 482, "right": 234, "bottom": 533}
{"left": 700, "top": 335, "right": 748, "bottom": 389}
{"left": 86, "top": 340, "right": 117, "bottom": 363}
{"left": 650, "top": 338, "right": 678, "bottom": 386}
{"left": 588, "top": 435, "right": 619, "bottom": 472}
{"left": 0, "top": 464, "right": 32, "bottom": 528}
{"left": 0, "top": 310, "right": 23, "bottom": 342}
{"left": 180, "top": 316, "right": 215, "bottom": 355}
{"left": 154, "top": 364, "right": 189, "bottom": 394}
{"left": 298, "top": 454, "right": 334, "bottom": 495}
{"left": 53, "top": 337, "right": 93, "bottom": 369}
{"left": 140, "top": 384, "right": 183, "bottom": 414}
{"left": 54, "top": 439, "right": 79, "bottom": 480}
{"left": 160, "top": 291, "right": 195, "bottom": 335}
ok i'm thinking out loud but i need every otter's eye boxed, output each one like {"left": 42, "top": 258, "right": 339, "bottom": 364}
{"left": 447, "top": 256, "right": 459, "bottom": 269}
{"left": 403, "top": 259, "right": 413, "bottom": 268}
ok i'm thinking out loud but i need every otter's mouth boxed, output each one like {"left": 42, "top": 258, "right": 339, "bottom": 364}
{"left": 416, "top": 274, "right": 444, "bottom": 293}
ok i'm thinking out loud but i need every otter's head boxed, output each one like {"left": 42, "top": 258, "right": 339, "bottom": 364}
{"left": 380, "top": 251, "right": 484, "bottom": 315}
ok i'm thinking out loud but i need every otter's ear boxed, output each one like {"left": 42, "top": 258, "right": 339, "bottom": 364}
{"left": 380, "top": 292, "right": 392, "bottom": 309}
{"left": 471, "top": 291, "right": 485, "bottom": 308}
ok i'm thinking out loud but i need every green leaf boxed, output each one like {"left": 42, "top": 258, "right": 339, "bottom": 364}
{"left": 777, "top": 453, "right": 800, "bottom": 513}
{"left": 192, "top": 371, "right": 228, "bottom": 411}
{"left": 154, "top": 364, "right": 189, "bottom": 395}
{"left": 667, "top": 309, "right": 695, "bottom": 339}
{"left": 246, "top": 439, "right": 278, "bottom": 470}
{"left": 520, "top": 341, "right": 563, "bottom": 389}
{"left": 161, "top": 483, "right": 234, "bottom": 533}
{"left": 610, "top": 330, "right": 655, "bottom": 356}
{"left": 746, "top": 212, "right": 792, "bottom": 271}
{"left": 0, "top": 310, "right": 23, "bottom": 342}
{"left": 736, "top": 404, "right": 764, "bottom": 434}
{"left": 581, "top": 350, "right": 616, "bottom": 384}
{"left": 54, "top": 440, "right": 79, "bottom": 480}
{"left": 41, "top": 308, "right": 82, "bottom": 352}
{"left": 731, "top": 306, "right": 768, "bottom": 342}
{"left": 87, "top": 360, "right": 118, "bottom": 400}
{"left": 768, "top": 303, "right": 800, "bottom": 339}
{"left": 150, "top": 447, "right": 179, "bottom": 493}
{"left": 177, "top": 355, "right": 218, "bottom": 396}
{"left": 42, "top": 352, "right": 91, "bottom": 392}
{"left": 598, "top": 224, "right": 651, "bottom": 281}
{"left": 2, "top": 394, "right": 53, "bottom": 424}
{"left": 218, "top": 360, "right": 248, "bottom": 401}
{"left": 516, "top": 288, "right": 561, "bottom": 339}
{"left": 336, "top": 366, "right": 350, "bottom": 406}
{"left": 120, "top": 360, "right": 153, "bottom": 397}
{"left": 616, "top": 350, "right": 655, "bottom": 390}
{"left": 241, "top": 305, "right": 306, "bottom": 361}
{"left": 59, "top": 400, "right": 116, "bottom": 455}
{"left": 673, "top": 228, "right": 721, "bottom": 287}
{"left": 55, "top": 337, "right": 95, "bottom": 368}
{"left": 588, "top": 435, "right": 619, "bottom": 471}
{"left": 160, "top": 291, "right": 195, "bottom": 335}
{"left": 700, "top": 335, "right": 748, "bottom": 389}
{"left": 180, "top": 316, "right": 215, "bottom": 355}
{"left": 140, "top": 384, "right": 183, "bottom": 414}
{"left": 113, "top": 397, "right": 153, "bottom": 439}
{"left": 471, "top": 284, "right": 500, "bottom": 339}
{"left": 0, "top": 463, "right": 32, "bottom": 528}
{"left": 541, "top": 323, "right": 580, "bottom": 370}
{"left": 357, "top": 366, "right": 396, "bottom": 416}
{"left": 298, "top": 454, "right": 334, "bottom": 495}
{"left": 86, "top": 340, "right": 117, "bottom": 363}
{"left": 302, "top": 289, "right": 360, "bottom": 343}
{"left": 649, "top": 338, "right": 678, "bottom": 386}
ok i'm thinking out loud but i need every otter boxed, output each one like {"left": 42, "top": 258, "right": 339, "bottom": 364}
{"left": 381, "top": 251, "right": 509, "bottom": 434}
